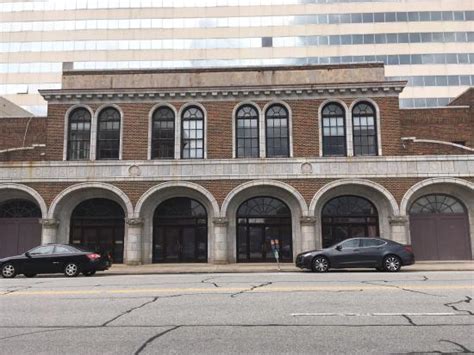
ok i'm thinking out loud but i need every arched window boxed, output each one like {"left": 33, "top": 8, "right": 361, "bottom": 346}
{"left": 352, "top": 102, "right": 378, "bottom": 156}
{"left": 67, "top": 107, "right": 91, "bottom": 160}
{"left": 181, "top": 106, "right": 204, "bottom": 159}
{"left": 0, "top": 199, "right": 41, "bottom": 218}
{"left": 322, "top": 196, "right": 379, "bottom": 247}
{"left": 153, "top": 198, "right": 208, "bottom": 263}
{"left": 151, "top": 106, "right": 175, "bottom": 159}
{"left": 321, "top": 103, "right": 346, "bottom": 156}
{"left": 237, "top": 197, "right": 293, "bottom": 262}
{"left": 265, "top": 104, "right": 289, "bottom": 157}
{"left": 410, "top": 194, "right": 465, "bottom": 214}
{"left": 236, "top": 104, "right": 259, "bottom": 158}
{"left": 97, "top": 107, "right": 121, "bottom": 160}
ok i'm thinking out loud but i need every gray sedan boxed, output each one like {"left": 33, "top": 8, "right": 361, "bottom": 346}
{"left": 295, "top": 237, "right": 415, "bottom": 272}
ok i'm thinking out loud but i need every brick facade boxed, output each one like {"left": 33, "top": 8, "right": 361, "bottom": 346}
{"left": 0, "top": 64, "right": 472, "bottom": 264}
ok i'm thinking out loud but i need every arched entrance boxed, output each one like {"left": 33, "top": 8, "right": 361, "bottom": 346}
{"left": 70, "top": 198, "right": 125, "bottom": 263}
{"left": 409, "top": 194, "right": 471, "bottom": 260}
{"left": 322, "top": 195, "right": 379, "bottom": 248}
{"left": 237, "top": 197, "right": 293, "bottom": 262}
{"left": 0, "top": 199, "right": 42, "bottom": 258}
{"left": 153, "top": 197, "right": 208, "bottom": 263}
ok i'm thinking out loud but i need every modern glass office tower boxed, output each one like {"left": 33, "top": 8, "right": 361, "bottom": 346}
{"left": 0, "top": 0, "right": 473, "bottom": 115}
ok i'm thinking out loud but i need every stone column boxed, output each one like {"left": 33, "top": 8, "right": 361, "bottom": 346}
{"left": 300, "top": 216, "right": 318, "bottom": 251}
{"left": 389, "top": 216, "right": 409, "bottom": 244}
{"left": 39, "top": 219, "right": 59, "bottom": 245}
{"left": 213, "top": 217, "right": 229, "bottom": 264}
{"left": 125, "top": 218, "right": 143, "bottom": 265}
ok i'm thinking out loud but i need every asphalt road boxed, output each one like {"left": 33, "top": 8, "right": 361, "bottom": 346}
{"left": 0, "top": 271, "right": 473, "bottom": 355}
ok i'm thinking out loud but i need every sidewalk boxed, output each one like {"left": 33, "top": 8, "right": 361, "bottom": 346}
{"left": 106, "top": 261, "right": 474, "bottom": 275}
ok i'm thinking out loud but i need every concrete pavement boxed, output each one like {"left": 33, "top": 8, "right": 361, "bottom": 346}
{"left": 105, "top": 261, "right": 474, "bottom": 275}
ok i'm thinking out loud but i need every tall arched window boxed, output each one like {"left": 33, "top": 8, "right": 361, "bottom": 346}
{"left": 236, "top": 104, "right": 259, "bottom": 158}
{"left": 321, "top": 103, "right": 346, "bottom": 156}
{"left": 67, "top": 107, "right": 91, "bottom": 160}
{"left": 322, "top": 195, "right": 379, "bottom": 247}
{"left": 181, "top": 106, "right": 204, "bottom": 159}
{"left": 151, "top": 106, "right": 175, "bottom": 159}
{"left": 97, "top": 107, "right": 121, "bottom": 160}
{"left": 352, "top": 102, "right": 378, "bottom": 156}
{"left": 265, "top": 104, "right": 289, "bottom": 157}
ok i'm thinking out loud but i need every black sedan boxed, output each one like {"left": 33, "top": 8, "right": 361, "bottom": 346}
{"left": 0, "top": 244, "right": 111, "bottom": 278}
{"left": 296, "top": 238, "right": 415, "bottom": 272}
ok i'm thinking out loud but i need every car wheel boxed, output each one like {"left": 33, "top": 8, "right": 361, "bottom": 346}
{"left": 24, "top": 273, "right": 37, "bottom": 278}
{"left": 383, "top": 255, "right": 401, "bottom": 272}
{"left": 83, "top": 270, "right": 96, "bottom": 277}
{"left": 64, "top": 263, "right": 80, "bottom": 277}
{"left": 312, "top": 256, "right": 329, "bottom": 272}
{"left": 1, "top": 263, "right": 17, "bottom": 278}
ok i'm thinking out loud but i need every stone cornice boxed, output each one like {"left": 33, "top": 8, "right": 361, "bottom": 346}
{"left": 40, "top": 82, "right": 405, "bottom": 103}
{"left": 0, "top": 156, "right": 472, "bottom": 183}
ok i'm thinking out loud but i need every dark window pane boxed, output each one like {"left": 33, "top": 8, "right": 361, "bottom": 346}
{"left": 266, "top": 104, "right": 289, "bottom": 158}
{"left": 181, "top": 106, "right": 204, "bottom": 159}
{"left": 352, "top": 102, "right": 377, "bottom": 156}
{"left": 236, "top": 104, "right": 259, "bottom": 158}
{"left": 97, "top": 107, "right": 120, "bottom": 160}
{"left": 152, "top": 106, "right": 175, "bottom": 159}
{"left": 321, "top": 103, "right": 346, "bottom": 156}
{"left": 67, "top": 108, "right": 91, "bottom": 160}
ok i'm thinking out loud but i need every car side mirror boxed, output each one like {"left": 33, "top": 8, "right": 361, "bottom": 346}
{"left": 25, "top": 252, "right": 31, "bottom": 258}
{"left": 336, "top": 245, "right": 342, "bottom": 251}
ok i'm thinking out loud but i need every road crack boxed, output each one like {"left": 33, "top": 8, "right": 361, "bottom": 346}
{"left": 201, "top": 277, "right": 220, "bottom": 288}
{"left": 360, "top": 280, "right": 443, "bottom": 297}
{"left": 402, "top": 314, "right": 417, "bottom": 326}
{"left": 102, "top": 297, "right": 159, "bottom": 326}
{"left": 134, "top": 326, "right": 180, "bottom": 355}
{"left": 403, "top": 339, "right": 473, "bottom": 354}
{"left": 230, "top": 282, "right": 272, "bottom": 298}
{"left": 444, "top": 296, "right": 473, "bottom": 315}
{"left": 0, "top": 285, "right": 32, "bottom": 296}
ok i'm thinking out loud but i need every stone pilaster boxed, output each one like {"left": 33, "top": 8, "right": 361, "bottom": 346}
{"left": 213, "top": 217, "right": 229, "bottom": 264}
{"left": 125, "top": 218, "right": 144, "bottom": 265}
{"left": 300, "top": 216, "right": 318, "bottom": 251}
{"left": 389, "top": 216, "right": 409, "bottom": 244}
{"left": 39, "top": 218, "right": 59, "bottom": 245}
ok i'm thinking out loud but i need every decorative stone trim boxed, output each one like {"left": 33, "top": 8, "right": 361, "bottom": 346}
{"left": 300, "top": 216, "right": 317, "bottom": 225}
{"left": 125, "top": 218, "right": 144, "bottom": 226}
{"left": 39, "top": 218, "right": 59, "bottom": 227}
{"left": 40, "top": 82, "right": 405, "bottom": 103}
{"left": 388, "top": 216, "right": 409, "bottom": 225}
{"left": 212, "top": 217, "right": 229, "bottom": 226}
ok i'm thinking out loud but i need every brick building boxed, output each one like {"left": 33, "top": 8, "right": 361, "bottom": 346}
{"left": 0, "top": 63, "right": 472, "bottom": 264}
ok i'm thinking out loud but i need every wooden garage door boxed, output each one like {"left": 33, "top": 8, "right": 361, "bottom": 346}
{"left": 0, "top": 218, "right": 42, "bottom": 258}
{"left": 0, "top": 199, "right": 42, "bottom": 258}
{"left": 409, "top": 195, "right": 471, "bottom": 260}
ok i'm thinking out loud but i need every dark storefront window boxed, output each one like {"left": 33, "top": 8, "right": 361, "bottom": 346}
{"left": 153, "top": 197, "right": 208, "bottom": 263}
{"left": 237, "top": 196, "right": 292, "bottom": 262}
{"left": 322, "top": 195, "right": 379, "bottom": 248}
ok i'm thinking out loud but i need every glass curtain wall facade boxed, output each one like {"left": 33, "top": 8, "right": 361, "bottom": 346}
{"left": 1, "top": 0, "right": 472, "bottom": 115}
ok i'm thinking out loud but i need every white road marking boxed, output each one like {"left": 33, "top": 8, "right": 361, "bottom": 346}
{"left": 291, "top": 312, "right": 458, "bottom": 317}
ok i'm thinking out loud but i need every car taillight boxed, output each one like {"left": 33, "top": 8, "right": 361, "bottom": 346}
{"left": 404, "top": 245, "right": 413, "bottom": 253}
{"left": 87, "top": 253, "right": 101, "bottom": 260}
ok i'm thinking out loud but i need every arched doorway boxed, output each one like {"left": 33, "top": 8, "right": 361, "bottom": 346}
{"left": 0, "top": 199, "right": 42, "bottom": 258}
{"left": 70, "top": 198, "right": 125, "bottom": 263}
{"left": 237, "top": 197, "right": 292, "bottom": 262}
{"left": 322, "top": 195, "right": 379, "bottom": 248}
{"left": 153, "top": 197, "right": 208, "bottom": 263}
{"left": 409, "top": 194, "right": 471, "bottom": 260}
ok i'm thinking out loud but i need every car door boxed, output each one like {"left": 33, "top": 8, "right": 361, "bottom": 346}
{"left": 331, "top": 239, "right": 362, "bottom": 267}
{"left": 357, "top": 238, "right": 386, "bottom": 266}
{"left": 50, "top": 245, "right": 77, "bottom": 273}
{"left": 22, "top": 245, "right": 56, "bottom": 274}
